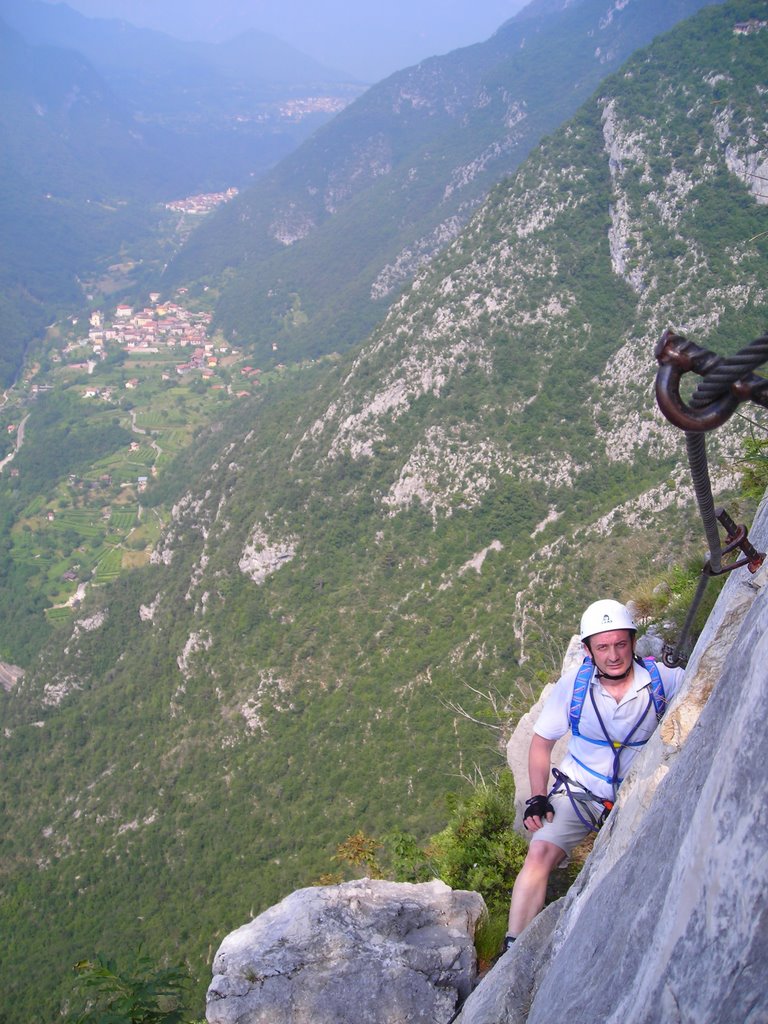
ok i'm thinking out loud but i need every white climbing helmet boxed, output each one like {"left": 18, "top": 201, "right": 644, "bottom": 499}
{"left": 579, "top": 599, "right": 637, "bottom": 641}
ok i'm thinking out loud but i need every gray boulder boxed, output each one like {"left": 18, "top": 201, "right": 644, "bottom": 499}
{"left": 206, "top": 877, "right": 486, "bottom": 1024}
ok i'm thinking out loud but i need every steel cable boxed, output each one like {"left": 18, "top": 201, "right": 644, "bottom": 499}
{"left": 656, "top": 333, "right": 768, "bottom": 664}
{"left": 689, "top": 335, "right": 768, "bottom": 408}
{"left": 685, "top": 335, "right": 768, "bottom": 572}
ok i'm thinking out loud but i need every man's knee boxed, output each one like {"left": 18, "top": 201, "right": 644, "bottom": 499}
{"left": 523, "top": 839, "right": 566, "bottom": 876}
{"left": 508, "top": 840, "right": 567, "bottom": 934}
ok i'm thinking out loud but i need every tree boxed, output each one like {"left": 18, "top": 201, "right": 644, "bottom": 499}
{"left": 65, "top": 953, "right": 194, "bottom": 1024}
{"left": 334, "top": 830, "right": 384, "bottom": 879}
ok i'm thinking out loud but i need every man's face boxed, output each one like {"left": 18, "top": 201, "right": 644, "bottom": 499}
{"left": 587, "top": 629, "right": 634, "bottom": 678}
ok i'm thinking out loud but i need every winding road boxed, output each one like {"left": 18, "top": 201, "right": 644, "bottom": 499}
{"left": 0, "top": 413, "right": 30, "bottom": 473}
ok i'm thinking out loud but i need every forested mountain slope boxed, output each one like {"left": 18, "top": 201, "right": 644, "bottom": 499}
{"left": 0, "top": 2, "right": 766, "bottom": 1019}
{"left": 166, "top": 0, "right": 723, "bottom": 365}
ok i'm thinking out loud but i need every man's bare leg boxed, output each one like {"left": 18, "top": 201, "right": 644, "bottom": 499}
{"left": 507, "top": 840, "right": 566, "bottom": 937}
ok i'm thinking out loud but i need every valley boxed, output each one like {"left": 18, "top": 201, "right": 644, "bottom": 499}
{"left": 0, "top": 267, "right": 330, "bottom": 662}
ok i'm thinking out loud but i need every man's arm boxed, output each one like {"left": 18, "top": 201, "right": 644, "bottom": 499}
{"left": 525, "top": 734, "right": 557, "bottom": 831}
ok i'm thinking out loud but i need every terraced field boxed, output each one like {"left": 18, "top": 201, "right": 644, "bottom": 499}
{"left": 0, "top": 313, "right": 274, "bottom": 648}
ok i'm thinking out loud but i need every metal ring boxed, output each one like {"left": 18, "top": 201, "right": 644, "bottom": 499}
{"left": 655, "top": 363, "right": 741, "bottom": 432}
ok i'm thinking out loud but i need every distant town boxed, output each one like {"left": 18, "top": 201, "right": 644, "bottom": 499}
{"left": 165, "top": 187, "right": 238, "bottom": 215}
{"left": 278, "top": 96, "right": 349, "bottom": 120}
{"left": 65, "top": 296, "right": 222, "bottom": 378}
{"left": 56, "top": 289, "right": 269, "bottom": 397}
{"left": 33, "top": 186, "right": 298, "bottom": 403}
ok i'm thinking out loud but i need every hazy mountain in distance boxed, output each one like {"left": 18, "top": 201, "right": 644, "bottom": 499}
{"left": 38, "top": 0, "right": 529, "bottom": 81}
{"left": 0, "top": 0, "right": 361, "bottom": 115}
{"left": 166, "top": 0, "right": 723, "bottom": 368}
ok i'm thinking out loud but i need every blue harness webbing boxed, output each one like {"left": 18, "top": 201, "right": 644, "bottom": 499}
{"left": 566, "top": 656, "right": 667, "bottom": 792}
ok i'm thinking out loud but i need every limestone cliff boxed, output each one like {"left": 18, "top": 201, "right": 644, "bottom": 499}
{"left": 207, "top": 879, "right": 484, "bottom": 1024}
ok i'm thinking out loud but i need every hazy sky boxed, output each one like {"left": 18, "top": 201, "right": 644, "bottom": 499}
{"left": 51, "top": 0, "right": 529, "bottom": 81}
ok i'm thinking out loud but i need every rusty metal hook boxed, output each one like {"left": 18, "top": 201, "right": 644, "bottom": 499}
{"left": 655, "top": 329, "right": 768, "bottom": 432}
{"left": 713, "top": 507, "right": 765, "bottom": 575}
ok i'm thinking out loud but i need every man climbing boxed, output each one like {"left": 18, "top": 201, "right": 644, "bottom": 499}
{"left": 501, "top": 599, "right": 685, "bottom": 952}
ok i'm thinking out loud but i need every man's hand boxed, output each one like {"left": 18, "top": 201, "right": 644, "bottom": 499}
{"left": 523, "top": 794, "right": 554, "bottom": 831}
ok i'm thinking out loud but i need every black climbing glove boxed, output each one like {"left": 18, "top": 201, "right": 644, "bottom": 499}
{"left": 523, "top": 794, "right": 554, "bottom": 829}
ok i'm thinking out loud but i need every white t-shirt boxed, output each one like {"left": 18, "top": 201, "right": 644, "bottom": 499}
{"left": 534, "top": 660, "right": 685, "bottom": 800}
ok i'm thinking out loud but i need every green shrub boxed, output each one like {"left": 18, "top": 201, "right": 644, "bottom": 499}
{"left": 65, "top": 952, "right": 192, "bottom": 1024}
{"left": 427, "top": 772, "right": 527, "bottom": 914}
{"left": 381, "top": 829, "right": 436, "bottom": 884}
{"left": 740, "top": 437, "right": 768, "bottom": 502}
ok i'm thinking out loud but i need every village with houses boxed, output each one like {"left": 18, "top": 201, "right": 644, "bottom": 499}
{"left": 53, "top": 288, "right": 270, "bottom": 398}
{"left": 164, "top": 187, "right": 239, "bottom": 215}
{"left": 72, "top": 294, "right": 231, "bottom": 384}
{"left": 0, "top": 190, "right": 292, "bottom": 622}
{"left": 22, "top": 185, "right": 272, "bottom": 401}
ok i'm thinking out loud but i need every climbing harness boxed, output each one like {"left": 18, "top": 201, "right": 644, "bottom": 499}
{"left": 549, "top": 767, "right": 614, "bottom": 833}
{"left": 655, "top": 330, "right": 767, "bottom": 666}
{"left": 566, "top": 655, "right": 666, "bottom": 802}
{"left": 569, "top": 655, "right": 666, "bottom": 734}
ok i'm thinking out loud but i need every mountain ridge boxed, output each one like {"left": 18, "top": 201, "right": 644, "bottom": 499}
{"left": 1, "top": 0, "right": 358, "bottom": 88}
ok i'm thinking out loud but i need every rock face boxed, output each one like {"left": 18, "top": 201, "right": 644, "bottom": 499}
{"left": 206, "top": 878, "right": 485, "bottom": 1024}
{"left": 456, "top": 490, "right": 768, "bottom": 1023}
